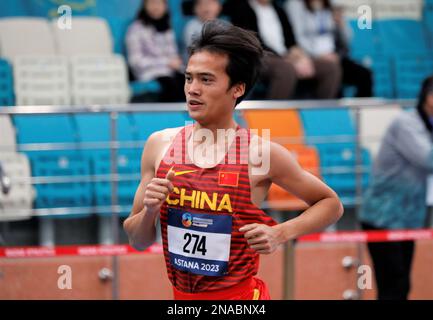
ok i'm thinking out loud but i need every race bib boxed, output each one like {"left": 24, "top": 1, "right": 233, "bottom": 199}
{"left": 167, "top": 208, "right": 232, "bottom": 276}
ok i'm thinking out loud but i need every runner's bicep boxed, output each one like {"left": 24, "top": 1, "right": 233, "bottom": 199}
{"left": 269, "top": 143, "right": 336, "bottom": 205}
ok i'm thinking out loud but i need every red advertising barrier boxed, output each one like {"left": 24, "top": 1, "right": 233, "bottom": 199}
{"left": 1, "top": 229, "right": 432, "bottom": 259}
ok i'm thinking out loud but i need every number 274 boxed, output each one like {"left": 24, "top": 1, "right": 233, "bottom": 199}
{"left": 183, "top": 233, "right": 207, "bottom": 255}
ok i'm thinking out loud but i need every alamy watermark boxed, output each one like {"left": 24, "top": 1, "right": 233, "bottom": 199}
{"left": 357, "top": 264, "right": 372, "bottom": 290}
{"left": 57, "top": 265, "right": 72, "bottom": 290}
{"left": 57, "top": 5, "right": 72, "bottom": 30}
{"left": 357, "top": 5, "right": 372, "bottom": 30}
{"left": 162, "top": 123, "right": 271, "bottom": 176}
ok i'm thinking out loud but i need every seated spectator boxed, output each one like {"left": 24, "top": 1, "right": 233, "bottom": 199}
{"left": 126, "top": 0, "right": 185, "bottom": 102}
{"left": 285, "top": 0, "right": 372, "bottom": 97}
{"left": 183, "top": 0, "right": 222, "bottom": 49}
{"left": 223, "top": 0, "right": 341, "bottom": 100}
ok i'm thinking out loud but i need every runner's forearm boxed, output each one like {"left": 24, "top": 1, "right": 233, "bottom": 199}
{"left": 123, "top": 207, "right": 159, "bottom": 250}
{"left": 275, "top": 197, "right": 343, "bottom": 242}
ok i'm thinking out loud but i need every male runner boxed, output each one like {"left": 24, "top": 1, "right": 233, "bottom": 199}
{"left": 123, "top": 20, "right": 343, "bottom": 300}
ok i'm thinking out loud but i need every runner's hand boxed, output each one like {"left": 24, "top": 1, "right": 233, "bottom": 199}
{"left": 240, "top": 223, "right": 284, "bottom": 254}
{"left": 143, "top": 169, "right": 175, "bottom": 214}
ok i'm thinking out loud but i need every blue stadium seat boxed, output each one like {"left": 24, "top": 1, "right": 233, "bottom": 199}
{"left": 300, "top": 108, "right": 371, "bottom": 206}
{"left": 352, "top": 54, "right": 394, "bottom": 98}
{"left": 348, "top": 20, "right": 382, "bottom": 55}
{"left": 342, "top": 85, "right": 357, "bottom": 98}
{"left": 31, "top": 153, "right": 92, "bottom": 210}
{"left": 73, "top": 113, "right": 136, "bottom": 142}
{"left": 105, "top": 17, "right": 134, "bottom": 56}
{"left": 0, "top": 59, "right": 14, "bottom": 107}
{"left": 316, "top": 145, "right": 371, "bottom": 207}
{"left": 13, "top": 115, "right": 92, "bottom": 217}
{"left": 168, "top": 0, "right": 189, "bottom": 50}
{"left": 92, "top": 150, "right": 141, "bottom": 216}
{"left": 394, "top": 53, "right": 433, "bottom": 99}
{"left": 376, "top": 20, "right": 429, "bottom": 55}
{"left": 233, "top": 110, "right": 247, "bottom": 128}
{"left": 132, "top": 111, "right": 191, "bottom": 141}
{"left": 424, "top": 0, "right": 433, "bottom": 49}
{"left": 300, "top": 108, "right": 355, "bottom": 139}
{"left": 74, "top": 113, "right": 139, "bottom": 217}
{"left": 130, "top": 80, "right": 161, "bottom": 97}
{"left": 13, "top": 115, "right": 77, "bottom": 144}
{"left": 105, "top": 16, "right": 162, "bottom": 100}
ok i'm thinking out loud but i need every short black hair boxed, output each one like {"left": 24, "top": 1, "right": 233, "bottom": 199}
{"left": 187, "top": 20, "right": 264, "bottom": 105}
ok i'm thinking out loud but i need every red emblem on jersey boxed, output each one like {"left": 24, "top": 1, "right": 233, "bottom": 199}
{"left": 218, "top": 172, "right": 239, "bottom": 187}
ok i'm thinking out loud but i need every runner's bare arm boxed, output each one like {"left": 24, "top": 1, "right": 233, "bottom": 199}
{"left": 242, "top": 141, "right": 344, "bottom": 254}
{"left": 123, "top": 131, "right": 174, "bottom": 251}
{"left": 269, "top": 142, "right": 343, "bottom": 235}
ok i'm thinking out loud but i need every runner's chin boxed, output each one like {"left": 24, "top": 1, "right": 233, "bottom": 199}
{"left": 187, "top": 104, "right": 205, "bottom": 118}
{"left": 188, "top": 103, "right": 204, "bottom": 111}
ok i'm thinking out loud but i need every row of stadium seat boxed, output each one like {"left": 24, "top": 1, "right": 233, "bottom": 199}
{"left": 337, "top": 3, "right": 433, "bottom": 98}
{"left": 0, "top": 17, "right": 113, "bottom": 60}
{"left": 349, "top": 52, "right": 433, "bottom": 99}
{"left": 1, "top": 13, "right": 433, "bottom": 106}
{"left": 1, "top": 106, "right": 406, "bottom": 221}
{"left": 13, "top": 55, "right": 130, "bottom": 106}
{"left": 349, "top": 19, "right": 432, "bottom": 55}
{"left": 0, "top": 17, "right": 132, "bottom": 106}
{"left": 2, "top": 50, "right": 431, "bottom": 108}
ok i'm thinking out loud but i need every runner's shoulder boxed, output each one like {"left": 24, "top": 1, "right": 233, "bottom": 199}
{"left": 248, "top": 131, "right": 279, "bottom": 153}
{"left": 146, "top": 126, "right": 184, "bottom": 146}
{"left": 142, "top": 126, "right": 184, "bottom": 168}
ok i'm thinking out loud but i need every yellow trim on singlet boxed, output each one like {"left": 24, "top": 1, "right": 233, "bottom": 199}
{"left": 174, "top": 170, "right": 198, "bottom": 176}
{"left": 253, "top": 288, "right": 260, "bottom": 300}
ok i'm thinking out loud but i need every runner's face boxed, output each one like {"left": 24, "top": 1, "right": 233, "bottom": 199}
{"left": 185, "top": 51, "right": 244, "bottom": 125}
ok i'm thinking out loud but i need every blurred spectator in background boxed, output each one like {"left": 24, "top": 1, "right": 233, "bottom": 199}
{"left": 285, "top": 0, "right": 372, "bottom": 97}
{"left": 359, "top": 75, "right": 433, "bottom": 300}
{"left": 183, "top": 0, "right": 222, "bottom": 49}
{"left": 223, "top": 0, "right": 341, "bottom": 100}
{"left": 126, "top": 0, "right": 185, "bottom": 102}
